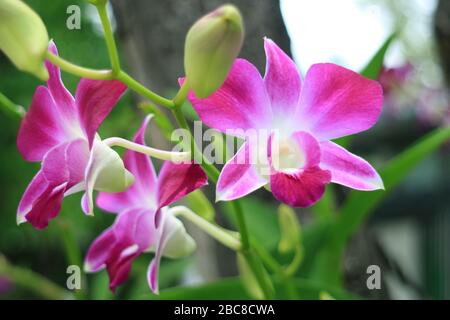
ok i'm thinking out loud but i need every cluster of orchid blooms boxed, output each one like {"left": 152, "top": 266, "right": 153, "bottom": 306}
{"left": 15, "top": 38, "right": 384, "bottom": 293}
{"left": 3, "top": 1, "right": 385, "bottom": 295}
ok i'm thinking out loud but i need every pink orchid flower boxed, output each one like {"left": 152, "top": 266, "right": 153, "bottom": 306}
{"left": 186, "top": 38, "right": 384, "bottom": 207}
{"left": 16, "top": 41, "right": 132, "bottom": 229}
{"left": 84, "top": 116, "right": 207, "bottom": 293}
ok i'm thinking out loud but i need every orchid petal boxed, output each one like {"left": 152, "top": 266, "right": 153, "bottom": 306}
{"left": 320, "top": 141, "right": 384, "bottom": 190}
{"left": 263, "top": 38, "right": 302, "bottom": 117}
{"left": 17, "top": 87, "right": 68, "bottom": 161}
{"left": 22, "top": 181, "right": 67, "bottom": 229}
{"left": 157, "top": 161, "right": 207, "bottom": 209}
{"left": 84, "top": 229, "right": 116, "bottom": 272}
{"left": 84, "top": 208, "right": 157, "bottom": 292}
{"left": 75, "top": 78, "right": 127, "bottom": 148}
{"left": 186, "top": 59, "right": 272, "bottom": 136}
{"left": 216, "top": 142, "right": 267, "bottom": 202}
{"left": 17, "top": 170, "right": 49, "bottom": 225}
{"left": 297, "top": 63, "right": 383, "bottom": 140}
{"left": 270, "top": 167, "right": 331, "bottom": 207}
{"left": 45, "top": 41, "right": 77, "bottom": 121}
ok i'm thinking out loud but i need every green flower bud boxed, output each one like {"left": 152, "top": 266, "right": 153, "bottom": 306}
{"left": 0, "top": 0, "right": 49, "bottom": 80}
{"left": 278, "top": 204, "right": 301, "bottom": 254}
{"left": 184, "top": 4, "right": 244, "bottom": 98}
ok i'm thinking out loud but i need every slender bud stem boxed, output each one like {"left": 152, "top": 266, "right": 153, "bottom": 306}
{"left": 103, "top": 137, "right": 191, "bottom": 162}
{"left": 171, "top": 206, "right": 241, "bottom": 251}
{"left": 45, "top": 51, "right": 114, "bottom": 80}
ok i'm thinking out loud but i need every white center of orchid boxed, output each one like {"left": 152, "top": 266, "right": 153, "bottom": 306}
{"left": 270, "top": 136, "right": 305, "bottom": 173}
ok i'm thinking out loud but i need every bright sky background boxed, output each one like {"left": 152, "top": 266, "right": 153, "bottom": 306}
{"left": 281, "top": 0, "right": 442, "bottom": 72}
{"left": 280, "top": 0, "right": 393, "bottom": 73}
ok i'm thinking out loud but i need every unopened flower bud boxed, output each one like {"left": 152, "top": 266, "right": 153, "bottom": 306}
{"left": 0, "top": 0, "right": 49, "bottom": 80}
{"left": 184, "top": 4, "right": 244, "bottom": 98}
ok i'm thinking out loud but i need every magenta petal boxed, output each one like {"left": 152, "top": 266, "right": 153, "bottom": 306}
{"left": 216, "top": 142, "right": 267, "bottom": 201}
{"left": 84, "top": 229, "right": 116, "bottom": 272}
{"left": 65, "top": 139, "right": 90, "bottom": 185}
{"left": 45, "top": 41, "right": 77, "bottom": 121}
{"left": 24, "top": 182, "right": 67, "bottom": 229}
{"left": 75, "top": 78, "right": 127, "bottom": 147}
{"left": 85, "top": 208, "right": 157, "bottom": 292}
{"left": 17, "top": 139, "right": 88, "bottom": 229}
{"left": 186, "top": 59, "right": 272, "bottom": 135}
{"left": 263, "top": 38, "right": 302, "bottom": 117}
{"left": 17, "top": 87, "right": 67, "bottom": 161}
{"left": 270, "top": 168, "right": 331, "bottom": 207}
{"left": 17, "top": 171, "right": 48, "bottom": 224}
{"left": 157, "top": 162, "right": 208, "bottom": 208}
{"left": 107, "top": 244, "right": 140, "bottom": 292}
{"left": 291, "top": 131, "right": 321, "bottom": 167}
{"left": 126, "top": 115, "right": 158, "bottom": 197}
{"left": 297, "top": 63, "right": 383, "bottom": 140}
{"left": 320, "top": 141, "right": 384, "bottom": 190}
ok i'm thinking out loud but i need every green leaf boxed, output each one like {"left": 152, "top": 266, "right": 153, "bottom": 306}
{"left": 336, "top": 126, "right": 450, "bottom": 245}
{"left": 221, "top": 196, "right": 280, "bottom": 250}
{"left": 237, "top": 253, "right": 272, "bottom": 299}
{"left": 360, "top": 32, "right": 396, "bottom": 80}
{"left": 137, "top": 277, "right": 357, "bottom": 300}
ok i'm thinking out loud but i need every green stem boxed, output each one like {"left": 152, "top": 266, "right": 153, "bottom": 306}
{"left": 171, "top": 206, "right": 241, "bottom": 251}
{"left": 0, "top": 255, "right": 71, "bottom": 300}
{"left": 95, "top": 2, "right": 121, "bottom": 74}
{"left": 252, "top": 240, "right": 299, "bottom": 299}
{"left": 57, "top": 219, "right": 86, "bottom": 300}
{"left": 231, "top": 200, "right": 250, "bottom": 250}
{"left": 0, "top": 91, "right": 25, "bottom": 119}
{"left": 117, "top": 71, "right": 174, "bottom": 108}
{"left": 45, "top": 51, "right": 114, "bottom": 80}
{"left": 171, "top": 106, "right": 220, "bottom": 182}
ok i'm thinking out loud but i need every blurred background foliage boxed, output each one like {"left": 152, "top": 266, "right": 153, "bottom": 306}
{"left": 0, "top": 0, "right": 449, "bottom": 299}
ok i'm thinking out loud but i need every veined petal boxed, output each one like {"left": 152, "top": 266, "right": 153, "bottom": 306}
{"left": 17, "top": 87, "right": 67, "bottom": 161}
{"left": 75, "top": 78, "right": 127, "bottom": 148}
{"left": 216, "top": 142, "right": 267, "bottom": 202}
{"left": 17, "top": 140, "right": 89, "bottom": 229}
{"left": 270, "top": 167, "right": 331, "bottom": 207}
{"left": 82, "top": 140, "right": 134, "bottom": 215}
{"left": 17, "top": 170, "right": 48, "bottom": 225}
{"left": 84, "top": 228, "right": 116, "bottom": 272}
{"left": 157, "top": 161, "right": 207, "bottom": 209}
{"left": 45, "top": 41, "right": 77, "bottom": 121}
{"left": 320, "top": 141, "right": 384, "bottom": 190}
{"left": 22, "top": 181, "right": 67, "bottom": 230}
{"left": 84, "top": 208, "right": 157, "bottom": 292}
{"left": 147, "top": 207, "right": 195, "bottom": 294}
{"left": 297, "top": 63, "right": 383, "bottom": 140}
{"left": 185, "top": 59, "right": 272, "bottom": 136}
{"left": 263, "top": 38, "right": 302, "bottom": 117}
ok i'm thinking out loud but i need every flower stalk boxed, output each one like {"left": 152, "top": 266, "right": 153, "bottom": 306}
{"left": 103, "top": 137, "right": 191, "bottom": 162}
{"left": 171, "top": 206, "right": 241, "bottom": 251}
